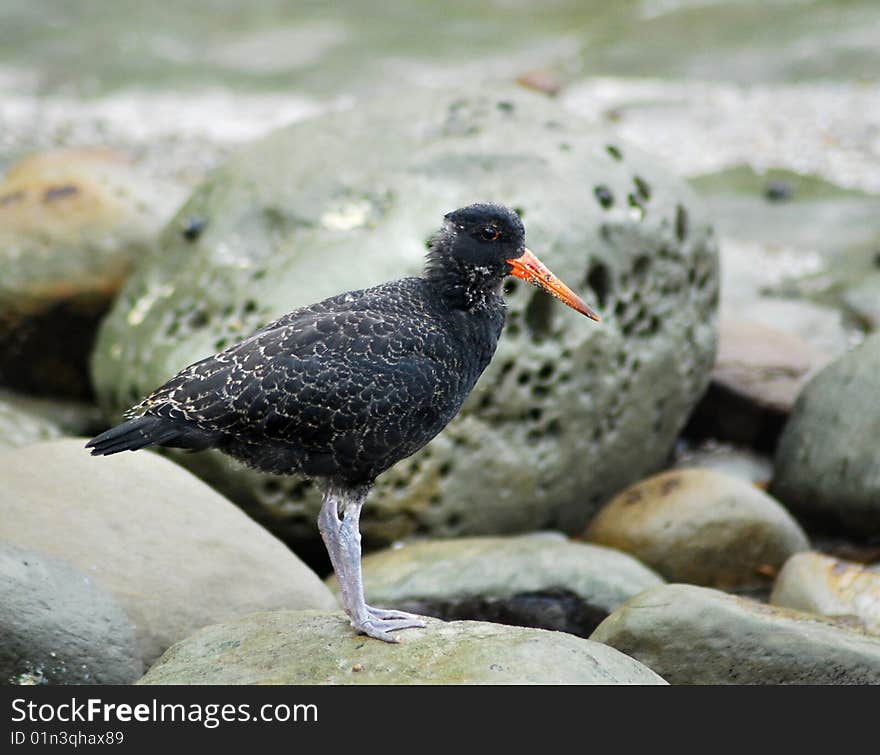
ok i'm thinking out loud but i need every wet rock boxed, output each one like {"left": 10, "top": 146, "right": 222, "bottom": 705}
{"left": 0, "top": 148, "right": 184, "bottom": 398}
{"left": 0, "top": 438, "right": 336, "bottom": 667}
{"left": 771, "top": 552, "right": 880, "bottom": 635}
{"left": 764, "top": 180, "right": 793, "bottom": 202}
{"left": 772, "top": 333, "right": 880, "bottom": 536}
{"left": 686, "top": 319, "right": 830, "bottom": 451}
{"left": 92, "top": 87, "right": 719, "bottom": 547}
{"left": 138, "top": 610, "right": 667, "bottom": 685}
{"left": 584, "top": 468, "right": 809, "bottom": 589}
{"left": 1, "top": 543, "right": 142, "bottom": 685}
{"left": 591, "top": 583, "right": 880, "bottom": 684}
{"left": 329, "top": 534, "right": 663, "bottom": 637}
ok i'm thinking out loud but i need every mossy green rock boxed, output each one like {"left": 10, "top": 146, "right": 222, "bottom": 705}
{"left": 330, "top": 534, "right": 663, "bottom": 636}
{"left": 93, "top": 88, "right": 718, "bottom": 545}
{"left": 772, "top": 333, "right": 880, "bottom": 535}
{"left": 138, "top": 610, "right": 667, "bottom": 685}
{"left": 591, "top": 584, "right": 880, "bottom": 684}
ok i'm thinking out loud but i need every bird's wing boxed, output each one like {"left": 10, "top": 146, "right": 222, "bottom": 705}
{"left": 128, "top": 286, "right": 374, "bottom": 421}
{"left": 135, "top": 290, "right": 458, "bottom": 466}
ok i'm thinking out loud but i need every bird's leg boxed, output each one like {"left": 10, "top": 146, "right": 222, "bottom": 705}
{"left": 318, "top": 484, "right": 426, "bottom": 642}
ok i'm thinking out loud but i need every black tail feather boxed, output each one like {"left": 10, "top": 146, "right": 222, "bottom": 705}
{"left": 86, "top": 415, "right": 219, "bottom": 456}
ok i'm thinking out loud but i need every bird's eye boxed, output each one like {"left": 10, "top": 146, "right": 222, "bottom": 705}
{"left": 480, "top": 227, "right": 501, "bottom": 241}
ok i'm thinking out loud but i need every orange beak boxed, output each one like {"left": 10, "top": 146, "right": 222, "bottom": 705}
{"left": 506, "top": 248, "right": 601, "bottom": 321}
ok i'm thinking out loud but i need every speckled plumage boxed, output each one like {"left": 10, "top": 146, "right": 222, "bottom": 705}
{"left": 128, "top": 276, "right": 504, "bottom": 482}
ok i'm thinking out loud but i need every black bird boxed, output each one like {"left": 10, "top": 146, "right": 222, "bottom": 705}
{"left": 87, "top": 203, "right": 600, "bottom": 642}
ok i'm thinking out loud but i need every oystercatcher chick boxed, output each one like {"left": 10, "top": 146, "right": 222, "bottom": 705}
{"left": 87, "top": 203, "right": 600, "bottom": 642}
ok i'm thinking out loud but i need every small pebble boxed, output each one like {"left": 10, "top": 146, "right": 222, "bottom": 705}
{"left": 764, "top": 180, "right": 793, "bottom": 202}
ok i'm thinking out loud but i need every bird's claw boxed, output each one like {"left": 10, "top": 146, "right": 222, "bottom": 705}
{"left": 366, "top": 605, "right": 425, "bottom": 622}
{"left": 353, "top": 611, "right": 427, "bottom": 643}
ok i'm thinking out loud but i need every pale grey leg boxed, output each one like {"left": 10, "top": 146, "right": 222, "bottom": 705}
{"left": 318, "top": 484, "right": 426, "bottom": 642}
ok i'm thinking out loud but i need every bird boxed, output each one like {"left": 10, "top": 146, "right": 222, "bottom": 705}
{"left": 87, "top": 203, "right": 600, "bottom": 642}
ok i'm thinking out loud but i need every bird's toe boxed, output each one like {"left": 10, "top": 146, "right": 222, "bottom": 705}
{"left": 354, "top": 616, "right": 427, "bottom": 643}
{"left": 366, "top": 605, "right": 426, "bottom": 623}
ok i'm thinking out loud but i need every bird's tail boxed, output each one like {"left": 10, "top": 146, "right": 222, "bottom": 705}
{"left": 85, "top": 415, "right": 218, "bottom": 456}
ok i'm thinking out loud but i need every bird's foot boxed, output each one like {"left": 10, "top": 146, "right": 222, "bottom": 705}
{"left": 353, "top": 608, "right": 427, "bottom": 643}
{"left": 366, "top": 604, "right": 426, "bottom": 623}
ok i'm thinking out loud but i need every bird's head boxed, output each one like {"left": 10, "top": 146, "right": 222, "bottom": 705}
{"left": 441, "top": 203, "right": 527, "bottom": 271}
{"left": 430, "top": 203, "right": 600, "bottom": 321}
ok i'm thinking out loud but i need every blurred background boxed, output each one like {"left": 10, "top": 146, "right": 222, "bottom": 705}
{"left": 3, "top": 0, "right": 879, "bottom": 186}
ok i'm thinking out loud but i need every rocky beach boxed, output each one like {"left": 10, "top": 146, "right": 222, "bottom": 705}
{"left": 1, "top": 0, "right": 879, "bottom": 686}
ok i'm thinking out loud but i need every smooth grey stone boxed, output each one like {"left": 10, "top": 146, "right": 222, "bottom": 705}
{"left": 772, "top": 333, "right": 880, "bottom": 535}
{"left": 591, "top": 583, "right": 880, "bottom": 684}
{"left": 0, "top": 439, "right": 337, "bottom": 667}
{"left": 1, "top": 543, "right": 141, "bottom": 685}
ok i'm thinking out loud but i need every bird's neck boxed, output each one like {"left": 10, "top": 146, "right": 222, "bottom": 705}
{"left": 423, "top": 249, "right": 505, "bottom": 313}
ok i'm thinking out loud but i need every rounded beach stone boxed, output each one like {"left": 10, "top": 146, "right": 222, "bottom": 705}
{"left": 0, "top": 148, "right": 184, "bottom": 397}
{"left": 772, "top": 333, "right": 880, "bottom": 536}
{"left": 686, "top": 319, "right": 830, "bottom": 449}
{"left": 584, "top": 467, "right": 809, "bottom": 588}
{"left": 0, "top": 395, "right": 64, "bottom": 450}
{"left": 770, "top": 552, "right": 880, "bottom": 635}
{"left": 590, "top": 583, "right": 880, "bottom": 684}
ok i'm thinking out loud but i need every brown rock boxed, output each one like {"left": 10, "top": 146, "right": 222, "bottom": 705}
{"left": 584, "top": 467, "right": 809, "bottom": 588}
{"left": 686, "top": 319, "right": 831, "bottom": 450}
{"left": 0, "top": 148, "right": 184, "bottom": 397}
{"left": 713, "top": 319, "right": 829, "bottom": 412}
